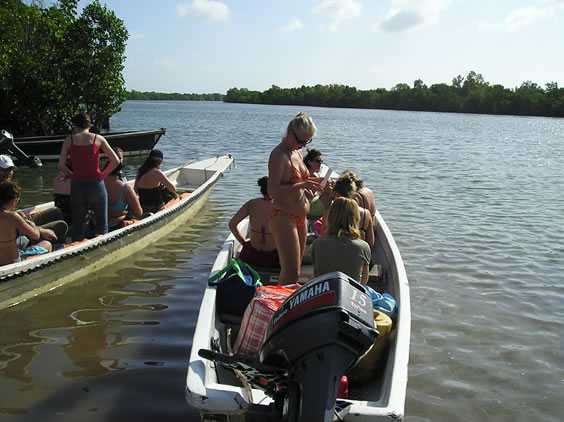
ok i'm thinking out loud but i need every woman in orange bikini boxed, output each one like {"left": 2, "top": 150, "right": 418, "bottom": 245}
{"left": 268, "top": 112, "right": 323, "bottom": 285}
{"left": 228, "top": 176, "right": 279, "bottom": 268}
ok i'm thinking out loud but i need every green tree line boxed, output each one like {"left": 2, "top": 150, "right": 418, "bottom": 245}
{"left": 224, "top": 71, "right": 564, "bottom": 118}
{"left": 1, "top": 0, "right": 128, "bottom": 136}
{"left": 126, "top": 90, "right": 223, "bottom": 101}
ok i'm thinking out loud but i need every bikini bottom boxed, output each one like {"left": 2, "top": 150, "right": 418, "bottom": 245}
{"left": 239, "top": 241, "right": 279, "bottom": 269}
{"left": 271, "top": 207, "right": 306, "bottom": 229}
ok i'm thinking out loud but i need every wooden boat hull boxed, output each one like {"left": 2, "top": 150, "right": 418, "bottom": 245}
{"left": 0, "top": 155, "right": 234, "bottom": 309}
{"left": 185, "top": 210, "right": 411, "bottom": 421}
{"left": 12, "top": 128, "right": 166, "bottom": 160}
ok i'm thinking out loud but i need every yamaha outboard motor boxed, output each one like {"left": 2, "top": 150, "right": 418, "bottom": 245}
{"left": 260, "top": 271, "right": 377, "bottom": 421}
{"left": 199, "top": 271, "right": 377, "bottom": 422}
{"left": 0, "top": 129, "right": 42, "bottom": 167}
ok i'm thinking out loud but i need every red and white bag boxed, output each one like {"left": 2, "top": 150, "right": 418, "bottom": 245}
{"left": 234, "top": 284, "right": 300, "bottom": 356}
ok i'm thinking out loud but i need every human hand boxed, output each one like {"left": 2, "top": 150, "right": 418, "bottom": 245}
{"left": 302, "top": 179, "right": 323, "bottom": 193}
{"left": 39, "top": 228, "right": 57, "bottom": 240}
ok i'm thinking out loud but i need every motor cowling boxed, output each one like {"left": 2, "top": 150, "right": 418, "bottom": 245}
{"left": 260, "top": 271, "right": 378, "bottom": 422}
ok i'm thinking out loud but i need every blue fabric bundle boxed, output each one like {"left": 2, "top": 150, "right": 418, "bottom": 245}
{"left": 365, "top": 285, "right": 397, "bottom": 319}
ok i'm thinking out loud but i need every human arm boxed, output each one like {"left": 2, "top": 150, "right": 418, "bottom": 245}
{"left": 57, "top": 138, "right": 72, "bottom": 178}
{"left": 361, "top": 265, "right": 369, "bottom": 285}
{"left": 98, "top": 138, "right": 120, "bottom": 179}
{"left": 124, "top": 185, "right": 143, "bottom": 218}
{"left": 38, "top": 228, "right": 57, "bottom": 241}
{"left": 364, "top": 212, "right": 374, "bottom": 248}
{"left": 158, "top": 170, "right": 177, "bottom": 193}
{"left": 15, "top": 214, "right": 41, "bottom": 240}
{"left": 228, "top": 201, "right": 251, "bottom": 246}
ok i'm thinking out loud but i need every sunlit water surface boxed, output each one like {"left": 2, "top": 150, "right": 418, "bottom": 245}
{"left": 1, "top": 101, "right": 563, "bottom": 421}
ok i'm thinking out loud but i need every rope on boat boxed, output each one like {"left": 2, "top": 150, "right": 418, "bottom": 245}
{"left": 226, "top": 327, "right": 254, "bottom": 404}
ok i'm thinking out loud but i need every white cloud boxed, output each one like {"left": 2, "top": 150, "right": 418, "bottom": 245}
{"left": 374, "top": 0, "right": 450, "bottom": 32}
{"left": 281, "top": 18, "right": 304, "bottom": 33}
{"left": 177, "top": 0, "right": 230, "bottom": 22}
{"left": 312, "top": 0, "right": 362, "bottom": 32}
{"left": 479, "top": 1, "right": 563, "bottom": 32}
{"left": 500, "top": 6, "right": 547, "bottom": 31}
{"left": 130, "top": 32, "right": 144, "bottom": 40}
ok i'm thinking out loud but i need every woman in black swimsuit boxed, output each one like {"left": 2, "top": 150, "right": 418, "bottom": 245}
{"left": 134, "top": 150, "right": 176, "bottom": 213}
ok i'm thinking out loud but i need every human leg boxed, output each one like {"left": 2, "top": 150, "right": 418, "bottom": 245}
{"left": 270, "top": 214, "right": 301, "bottom": 285}
{"left": 37, "top": 239, "right": 52, "bottom": 252}
{"left": 38, "top": 220, "right": 68, "bottom": 242}
{"left": 71, "top": 180, "right": 88, "bottom": 242}
{"left": 29, "top": 206, "right": 64, "bottom": 226}
{"left": 90, "top": 180, "right": 108, "bottom": 235}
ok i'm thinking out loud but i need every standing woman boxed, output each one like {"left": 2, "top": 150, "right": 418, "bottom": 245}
{"left": 58, "top": 112, "right": 120, "bottom": 241}
{"left": 268, "top": 112, "right": 322, "bottom": 285}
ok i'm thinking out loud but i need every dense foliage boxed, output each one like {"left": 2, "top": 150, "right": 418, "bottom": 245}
{"left": 126, "top": 90, "right": 223, "bottom": 101}
{"left": 224, "top": 72, "right": 564, "bottom": 118}
{"left": 0, "top": 0, "right": 128, "bottom": 136}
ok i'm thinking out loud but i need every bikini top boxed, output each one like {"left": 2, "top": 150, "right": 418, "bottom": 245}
{"left": 108, "top": 183, "right": 128, "bottom": 213}
{"left": 288, "top": 151, "right": 309, "bottom": 184}
{"left": 251, "top": 225, "right": 271, "bottom": 245}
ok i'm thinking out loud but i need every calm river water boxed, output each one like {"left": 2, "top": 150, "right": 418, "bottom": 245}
{"left": 1, "top": 101, "right": 563, "bottom": 422}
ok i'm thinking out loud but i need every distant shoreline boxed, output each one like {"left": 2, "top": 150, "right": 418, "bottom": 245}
{"left": 126, "top": 77, "right": 564, "bottom": 118}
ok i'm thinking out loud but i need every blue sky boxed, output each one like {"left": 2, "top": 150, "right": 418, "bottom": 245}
{"left": 80, "top": 0, "right": 564, "bottom": 94}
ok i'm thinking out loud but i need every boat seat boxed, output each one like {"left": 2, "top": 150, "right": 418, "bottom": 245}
{"left": 368, "top": 264, "right": 383, "bottom": 283}
{"left": 175, "top": 187, "right": 195, "bottom": 194}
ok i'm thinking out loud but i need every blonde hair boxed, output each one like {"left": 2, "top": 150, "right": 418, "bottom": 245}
{"left": 286, "top": 112, "right": 317, "bottom": 140}
{"left": 326, "top": 197, "right": 360, "bottom": 239}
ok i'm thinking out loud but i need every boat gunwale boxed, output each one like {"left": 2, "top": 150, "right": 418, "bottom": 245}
{"left": 186, "top": 211, "right": 411, "bottom": 420}
{"left": 0, "top": 155, "right": 233, "bottom": 290}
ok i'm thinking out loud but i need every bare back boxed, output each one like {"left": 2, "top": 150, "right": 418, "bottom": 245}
{"left": 248, "top": 198, "right": 276, "bottom": 251}
{"left": 0, "top": 212, "right": 19, "bottom": 265}
{"left": 354, "top": 187, "right": 376, "bottom": 217}
{"left": 135, "top": 168, "right": 176, "bottom": 193}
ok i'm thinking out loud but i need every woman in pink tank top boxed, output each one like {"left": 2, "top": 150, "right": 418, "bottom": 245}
{"left": 57, "top": 112, "right": 120, "bottom": 241}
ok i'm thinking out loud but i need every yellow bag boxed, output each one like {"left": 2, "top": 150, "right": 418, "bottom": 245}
{"left": 346, "top": 310, "right": 393, "bottom": 384}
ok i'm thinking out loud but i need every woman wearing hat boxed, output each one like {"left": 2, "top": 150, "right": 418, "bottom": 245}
{"left": 134, "top": 149, "right": 177, "bottom": 213}
{"left": 58, "top": 112, "right": 120, "bottom": 241}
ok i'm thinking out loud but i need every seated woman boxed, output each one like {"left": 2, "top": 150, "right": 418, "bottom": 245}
{"left": 104, "top": 162, "right": 143, "bottom": 230}
{"left": 318, "top": 176, "right": 374, "bottom": 248}
{"left": 312, "top": 197, "right": 371, "bottom": 285}
{"left": 134, "top": 150, "right": 176, "bottom": 214}
{"left": 303, "top": 148, "right": 333, "bottom": 220}
{"left": 340, "top": 170, "right": 377, "bottom": 219}
{"left": 228, "top": 176, "right": 279, "bottom": 268}
{"left": 0, "top": 180, "right": 52, "bottom": 265}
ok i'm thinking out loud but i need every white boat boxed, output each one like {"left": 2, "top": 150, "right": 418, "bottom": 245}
{"left": 186, "top": 208, "right": 411, "bottom": 421}
{"left": 0, "top": 155, "right": 234, "bottom": 309}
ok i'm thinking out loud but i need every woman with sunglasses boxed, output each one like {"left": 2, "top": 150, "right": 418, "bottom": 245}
{"left": 268, "top": 112, "right": 323, "bottom": 285}
{"left": 304, "top": 148, "right": 333, "bottom": 220}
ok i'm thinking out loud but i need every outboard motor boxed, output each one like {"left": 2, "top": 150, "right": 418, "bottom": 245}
{"left": 260, "top": 271, "right": 377, "bottom": 421}
{"left": 0, "top": 129, "right": 42, "bottom": 167}
{"left": 199, "top": 271, "right": 377, "bottom": 422}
